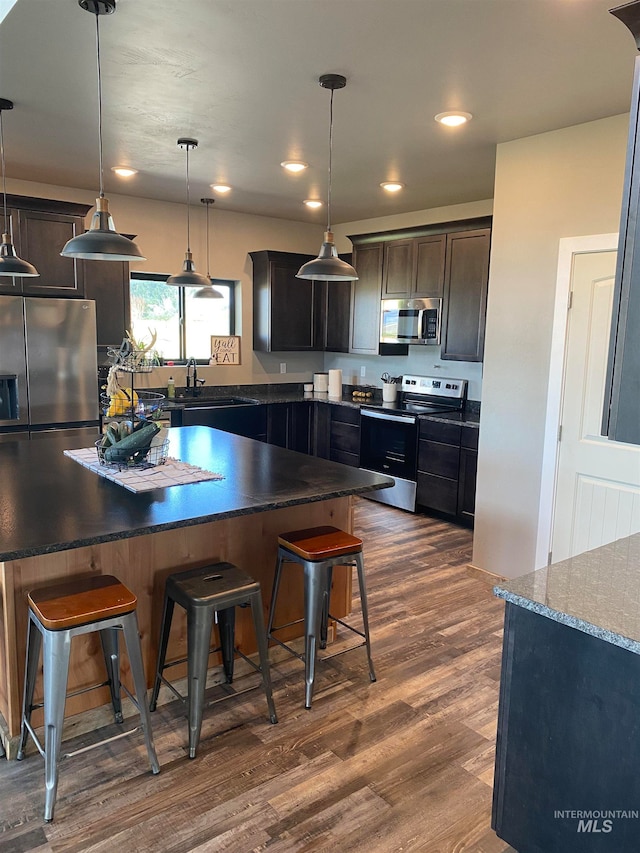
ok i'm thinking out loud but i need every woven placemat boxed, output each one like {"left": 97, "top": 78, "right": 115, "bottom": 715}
{"left": 64, "top": 447, "right": 224, "bottom": 493}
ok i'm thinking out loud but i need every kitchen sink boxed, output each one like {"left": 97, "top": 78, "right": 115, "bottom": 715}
{"left": 181, "top": 397, "right": 261, "bottom": 407}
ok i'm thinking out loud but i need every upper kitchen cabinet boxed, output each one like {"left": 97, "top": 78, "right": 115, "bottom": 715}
{"left": 349, "top": 242, "right": 384, "bottom": 354}
{"left": 316, "top": 279, "right": 351, "bottom": 353}
{"left": 2, "top": 195, "right": 91, "bottom": 297}
{"left": 83, "top": 258, "right": 130, "bottom": 350}
{"left": 0, "top": 207, "right": 22, "bottom": 293}
{"left": 251, "top": 250, "right": 317, "bottom": 352}
{"left": 382, "top": 235, "right": 446, "bottom": 298}
{"left": 441, "top": 228, "right": 491, "bottom": 362}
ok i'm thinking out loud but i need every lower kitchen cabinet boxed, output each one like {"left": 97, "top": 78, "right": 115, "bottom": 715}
{"left": 328, "top": 405, "right": 360, "bottom": 467}
{"left": 174, "top": 403, "right": 268, "bottom": 441}
{"left": 416, "top": 418, "right": 478, "bottom": 525}
{"left": 267, "top": 401, "right": 312, "bottom": 453}
{"left": 457, "top": 427, "right": 478, "bottom": 524}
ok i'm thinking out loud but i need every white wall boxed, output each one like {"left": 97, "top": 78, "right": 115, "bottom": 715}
{"left": 330, "top": 199, "right": 493, "bottom": 400}
{"left": 7, "top": 177, "right": 327, "bottom": 388}
{"left": 473, "top": 114, "right": 629, "bottom": 580}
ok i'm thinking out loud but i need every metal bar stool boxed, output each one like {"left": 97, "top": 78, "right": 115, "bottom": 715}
{"left": 267, "top": 525, "right": 376, "bottom": 709}
{"left": 149, "top": 561, "right": 278, "bottom": 758}
{"left": 16, "top": 575, "right": 160, "bottom": 821}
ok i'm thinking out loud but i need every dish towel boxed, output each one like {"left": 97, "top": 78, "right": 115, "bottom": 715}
{"left": 64, "top": 447, "right": 224, "bottom": 493}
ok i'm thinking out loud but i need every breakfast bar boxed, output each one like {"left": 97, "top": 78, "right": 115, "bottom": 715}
{"left": 0, "top": 426, "right": 393, "bottom": 756}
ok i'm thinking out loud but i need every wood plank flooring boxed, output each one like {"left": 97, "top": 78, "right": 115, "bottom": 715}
{"left": 0, "top": 498, "right": 514, "bottom": 852}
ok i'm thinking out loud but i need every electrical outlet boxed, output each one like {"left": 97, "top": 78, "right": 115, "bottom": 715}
{"left": 360, "top": 366, "right": 366, "bottom": 378}
{"left": 280, "top": 362, "right": 287, "bottom": 374}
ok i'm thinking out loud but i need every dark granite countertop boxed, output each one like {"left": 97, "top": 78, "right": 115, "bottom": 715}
{"left": 162, "top": 385, "right": 481, "bottom": 428}
{"left": 0, "top": 426, "right": 393, "bottom": 563}
{"left": 494, "top": 534, "right": 640, "bottom": 655}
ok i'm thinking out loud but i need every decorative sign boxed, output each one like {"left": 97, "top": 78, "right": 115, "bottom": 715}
{"left": 210, "top": 335, "right": 241, "bottom": 365}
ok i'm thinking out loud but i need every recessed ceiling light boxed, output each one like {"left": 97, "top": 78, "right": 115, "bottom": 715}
{"left": 380, "top": 181, "right": 405, "bottom": 192}
{"left": 434, "top": 111, "right": 473, "bottom": 127}
{"left": 281, "top": 160, "right": 308, "bottom": 173}
{"left": 303, "top": 199, "right": 323, "bottom": 209}
{"left": 211, "top": 184, "right": 231, "bottom": 193}
{"left": 111, "top": 166, "right": 138, "bottom": 178}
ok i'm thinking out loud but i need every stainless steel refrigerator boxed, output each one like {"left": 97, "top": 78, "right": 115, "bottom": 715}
{"left": 0, "top": 295, "right": 99, "bottom": 442}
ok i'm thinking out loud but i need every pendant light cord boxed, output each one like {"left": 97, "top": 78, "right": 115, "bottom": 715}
{"left": 0, "top": 109, "right": 7, "bottom": 234}
{"left": 185, "top": 145, "right": 191, "bottom": 252}
{"left": 327, "top": 87, "right": 334, "bottom": 233}
{"left": 94, "top": 9, "right": 105, "bottom": 199}
{"left": 205, "top": 200, "right": 210, "bottom": 277}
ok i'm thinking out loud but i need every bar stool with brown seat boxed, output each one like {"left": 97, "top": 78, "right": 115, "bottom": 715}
{"left": 16, "top": 575, "right": 160, "bottom": 821}
{"left": 149, "top": 561, "right": 278, "bottom": 758}
{"left": 267, "top": 525, "right": 376, "bottom": 709}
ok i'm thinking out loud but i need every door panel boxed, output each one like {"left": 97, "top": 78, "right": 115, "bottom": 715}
{"left": 552, "top": 250, "right": 640, "bottom": 560}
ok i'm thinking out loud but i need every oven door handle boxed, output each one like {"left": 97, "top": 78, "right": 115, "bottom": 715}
{"left": 361, "top": 409, "right": 417, "bottom": 425}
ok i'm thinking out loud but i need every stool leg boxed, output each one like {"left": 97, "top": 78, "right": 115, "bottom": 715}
{"left": 17, "top": 614, "right": 43, "bottom": 760}
{"left": 266, "top": 550, "right": 285, "bottom": 639}
{"left": 149, "top": 592, "right": 175, "bottom": 712}
{"left": 186, "top": 604, "right": 216, "bottom": 758}
{"left": 42, "top": 628, "right": 72, "bottom": 822}
{"left": 319, "top": 565, "right": 334, "bottom": 650}
{"left": 303, "top": 560, "right": 331, "bottom": 710}
{"left": 121, "top": 612, "right": 160, "bottom": 775}
{"left": 355, "top": 553, "right": 376, "bottom": 683}
{"left": 217, "top": 607, "right": 236, "bottom": 683}
{"left": 100, "top": 627, "right": 124, "bottom": 724}
{"left": 248, "top": 590, "right": 278, "bottom": 724}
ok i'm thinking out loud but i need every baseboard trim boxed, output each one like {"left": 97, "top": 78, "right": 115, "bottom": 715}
{"left": 466, "top": 562, "right": 506, "bottom": 587}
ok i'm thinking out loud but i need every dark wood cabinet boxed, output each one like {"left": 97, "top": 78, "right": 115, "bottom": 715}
{"left": 382, "top": 239, "right": 414, "bottom": 297}
{"left": 314, "top": 279, "right": 351, "bottom": 353}
{"left": 441, "top": 228, "right": 491, "bottom": 362}
{"left": 251, "top": 250, "right": 321, "bottom": 352}
{"left": 417, "top": 419, "right": 461, "bottom": 515}
{"left": 83, "top": 258, "right": 130, "bottom": 350}
{"left": 0, "top": 196, "right": 91, "bottom": 296}
{"left": 349, "top": 243, "right": 384, "bottom": 354}
{"left": 382, "top": 234, "right": 446, "bottom": 299}
{"left": 178, "top": 404, "right": 268, "bottom": 441}
{"left": 266, "top": 401, "right": 312, "bottom": 453}
{"left": 329, "top": 405, "right": 360, "bottom": 467}
{"left": 0, "top": 208, "right": 23, "bottom": 293}
{"left": 457, "top": 426, "right": 479, "bottom": 524}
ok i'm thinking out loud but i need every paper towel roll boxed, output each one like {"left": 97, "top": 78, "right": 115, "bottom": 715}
{"left": 328, "top": 369, "right": 343, "bottom": 398}
{"left": 313, "top": 373, "right": 329, "bottom": 393}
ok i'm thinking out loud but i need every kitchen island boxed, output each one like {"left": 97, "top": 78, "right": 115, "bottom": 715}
{"left": 492, "top": 534, "right": 640, "bottom": 852}
{"left": 0, "top": 426, "right": 392, "bottom": 755}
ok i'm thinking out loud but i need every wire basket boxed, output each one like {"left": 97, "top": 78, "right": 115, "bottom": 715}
{"left": 100, "top": 390, "right": 166, "bottom": 421}
{"left": 95, "top": 437, "right": 169, "bottom": 469}
{"left": 106, "top": 346, "right": 157, "bottom": 373}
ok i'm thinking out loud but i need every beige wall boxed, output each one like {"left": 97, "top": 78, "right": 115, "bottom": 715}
{"left": 473, "top": 114, "right": 629, "bottom": 580}
{"left": 7, "top": 177, "right": 327, "bottom": 387}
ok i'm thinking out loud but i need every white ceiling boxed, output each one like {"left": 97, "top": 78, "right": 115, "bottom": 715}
{"left": 0, "top": 0, "right": 637, "bottom": 224}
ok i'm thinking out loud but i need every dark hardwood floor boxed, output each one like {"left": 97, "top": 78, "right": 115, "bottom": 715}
{"left": 0, "top": 498, "right": 513, "bottom": 852}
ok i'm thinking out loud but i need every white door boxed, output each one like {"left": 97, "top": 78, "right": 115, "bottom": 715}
{"left": 551, "top": 250, "right": 640, "bottom": 561}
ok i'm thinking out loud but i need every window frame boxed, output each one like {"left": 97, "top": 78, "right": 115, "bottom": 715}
{"left": 129, "top": 271, "right": 237, "bottom": 363}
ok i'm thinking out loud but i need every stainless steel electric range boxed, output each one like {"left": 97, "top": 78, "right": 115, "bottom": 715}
{"left": 359, "top": 374, "right": 467, "bottom": 512}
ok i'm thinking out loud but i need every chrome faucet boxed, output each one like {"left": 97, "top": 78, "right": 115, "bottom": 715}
{"left": 186, "top": 358, "right": 205, "bottom": 396}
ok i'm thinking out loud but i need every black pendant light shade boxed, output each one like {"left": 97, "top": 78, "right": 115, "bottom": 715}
{"left": 167, "top": 139, "right": 210, "bottom": 288}
{"left": 194, "top": 197, "right": 223, "bottom": 298}
{"left": 0, "top": 99, "right": 39, "bottom": 277}
{"left": 61, "top": 0, "right": 145, "bottom": 262}
{"left": 297, "top": 74, "right": 358, "bottom": 282}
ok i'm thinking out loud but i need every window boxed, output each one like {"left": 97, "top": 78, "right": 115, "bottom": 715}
{"left": 129, "top": 273, "right": 236, "bottom": 361}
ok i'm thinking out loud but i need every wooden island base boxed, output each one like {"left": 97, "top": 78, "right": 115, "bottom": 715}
{"left": 0, "top": 497, "right": 352, "bottom": 756}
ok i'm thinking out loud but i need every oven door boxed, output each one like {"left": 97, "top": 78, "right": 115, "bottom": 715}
{"left": 360, "top": 409, "right": 419, "bottom": 511}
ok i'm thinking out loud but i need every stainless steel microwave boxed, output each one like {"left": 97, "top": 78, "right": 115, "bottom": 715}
{"left": 380, "top": 298, "right": 442, "bottom": 346}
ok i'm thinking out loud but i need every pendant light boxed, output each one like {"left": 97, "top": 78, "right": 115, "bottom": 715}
{"left": 0, "top": 99, "right": 38, "bottom": 277}
{"left": 194, "top": 198, "right": 223, "bottom": 298}
{"left": 61, "top": 0, "right": 145, "bottom": 262}
{"left": 166, "top": 139, "right": 211, "bottom": 288}
{"left": 297, "top": 74, "right": 358, "bottom": 281}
